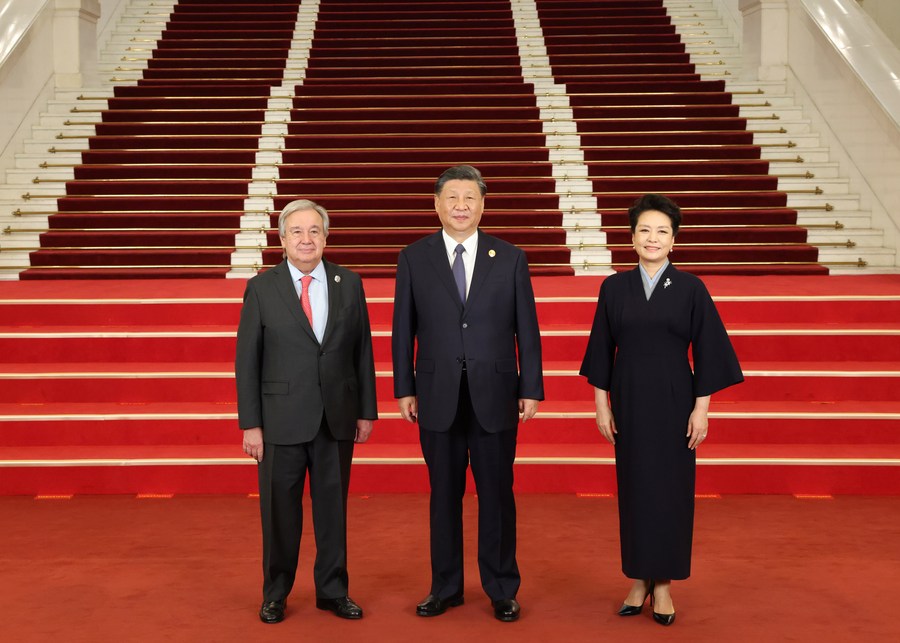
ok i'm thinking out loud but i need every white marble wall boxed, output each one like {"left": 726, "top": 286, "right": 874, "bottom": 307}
{"left": 0, "top": 0, "right": 55, "bottom": 165}
{"left": 856, "top": 0, "right": 900, "bottom": 49}
{"left": 0, "top": 0, "right": 124, "bottom": 168}
{"left": 790, "top": 0, "right": 900, "bottom": 253}
{"left": 735, "top": 0, "right": 900, "bottom": 261}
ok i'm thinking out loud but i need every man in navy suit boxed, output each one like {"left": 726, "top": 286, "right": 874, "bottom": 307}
{"left": 392, "top": 165, "right": 544, "bottom": 622}
{"left": 236, "top": 199, "right": 378, "bottom": 624}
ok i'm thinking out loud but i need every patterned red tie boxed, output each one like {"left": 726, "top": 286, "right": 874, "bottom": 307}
{"left": 300, "top": 275, "right": 314, "bottom": 327}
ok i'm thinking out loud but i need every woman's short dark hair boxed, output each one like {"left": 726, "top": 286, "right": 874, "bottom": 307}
{"left": 434, "top": 165, "right": 487, "bottom": 197}
{"left": 627, "top": 193, "right": 682, "bottom": 235}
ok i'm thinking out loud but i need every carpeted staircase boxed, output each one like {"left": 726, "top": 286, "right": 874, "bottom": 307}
{"left": 1, "top": 275, "right": 898, "bottom": 495}
{"left": 4, "top": 0, "right": 853, "bottom": 278}
{"left": 0, "top": 0, "right": 898, "bottom": 496}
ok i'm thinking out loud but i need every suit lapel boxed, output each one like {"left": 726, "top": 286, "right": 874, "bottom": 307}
{"left": 465, "top": 230, "right": 496, "bottom": 310}
{"left": 426, "top": 231, "right": 465, "bottom": 312}
{"left": 273, "top": 260, "right": 317, "bottom": 342}
{"left": 321, "top": 260, "right": 341, "bottom": 346}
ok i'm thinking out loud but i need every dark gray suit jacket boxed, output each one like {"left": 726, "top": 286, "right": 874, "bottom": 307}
{"left": 235, "top": 259, "right": 378, "bottom": 444}
{"left": 392, "top": 230, "right": 544, "bottom": 433}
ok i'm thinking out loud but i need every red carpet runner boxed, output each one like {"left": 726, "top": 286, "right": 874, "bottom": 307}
{"left": 2, "top": 275, "right": 898, "bottom": 495}
{"left": 20, "top": 0, "right": 824, "bottom": 278}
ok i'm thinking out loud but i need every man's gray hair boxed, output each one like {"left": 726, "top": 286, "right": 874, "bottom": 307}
{"left": 278, "top": 199, "right": 330, "bottom": 237}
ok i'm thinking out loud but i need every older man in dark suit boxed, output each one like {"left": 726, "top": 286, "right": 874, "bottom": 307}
{"left": 392, "top": 165, "right": 544, "bottom": 622}
{"left": 236, "top": 199, "right": 378, "bottom": 624}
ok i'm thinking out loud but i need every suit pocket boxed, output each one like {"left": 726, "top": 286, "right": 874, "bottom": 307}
{"left": 496, "top": 358, "right": 518, "bottom": 373}
{"left": 262, "top": 381, "right": 289, "bottom": 395}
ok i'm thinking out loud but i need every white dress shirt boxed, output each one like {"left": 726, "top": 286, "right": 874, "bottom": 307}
{"left": 442, "top": 230, "right": 478, "bottom": 300}
{"left": 287, "top": 260, "right": 329, "bottom": 343}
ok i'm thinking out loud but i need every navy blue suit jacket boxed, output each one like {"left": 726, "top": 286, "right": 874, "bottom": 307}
{"left": 392, "top": 230, "right": 544, "bottom": 433}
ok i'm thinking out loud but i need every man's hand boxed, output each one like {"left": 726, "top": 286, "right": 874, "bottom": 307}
{"left": 518, "top": 398, "right": 539, "bottom": 423}
{"left": 242, "top": 427, "right": 264, "bottom": 462}
{"left": 398, "top": 396, "right": 418, "bottom": 423}
{"left": 355, "top": 419, "right": 374, "bottom": 443}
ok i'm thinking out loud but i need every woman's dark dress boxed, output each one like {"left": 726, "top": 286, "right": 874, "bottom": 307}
{"left": 580, "top": 264, "right": 743, "bottom": 579}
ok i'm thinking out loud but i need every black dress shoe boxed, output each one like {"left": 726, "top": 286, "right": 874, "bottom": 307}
{"left": 416, "top": 591, "right": 464, "bottom": 616}
{"left": 492, "top": 598, "right": 521, "bottom": 622}
{"left": 316, "top": 596, "right": 363, "bottom": 619}
{"left": 618, "top": 580, "right": 654, "bottom": 616}
{"left": 653, "top": 610, "right": 676, "bottom": 626}
{"left": 259, "top": 599, "right": 286, "bottom": 624}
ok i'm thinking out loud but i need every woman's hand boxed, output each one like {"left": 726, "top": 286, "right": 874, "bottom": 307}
{"left": 687, "top": 395, "right": 711, "bottom": 450}
{"left": 594, "top": 387, "right": 617, "bottom": 445}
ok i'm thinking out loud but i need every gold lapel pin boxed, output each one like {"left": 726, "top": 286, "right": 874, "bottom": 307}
{"left": 488, "top": 249, "right": 496, "bottom": 257}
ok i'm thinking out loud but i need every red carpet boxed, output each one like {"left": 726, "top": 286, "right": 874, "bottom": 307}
{"left": 1, "top": 493, "right": 897, "bottom": 640}
{"left": 2, "top": 274, "right": 898, "bottom": 495}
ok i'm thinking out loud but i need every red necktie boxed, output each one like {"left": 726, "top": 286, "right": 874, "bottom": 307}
{"left": 300, "top": 275, "right": 314, "bottom": 327}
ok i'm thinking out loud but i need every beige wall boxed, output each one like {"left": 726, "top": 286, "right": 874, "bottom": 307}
{"left": 857, "top": 0, "right": 900, "bottom": 48}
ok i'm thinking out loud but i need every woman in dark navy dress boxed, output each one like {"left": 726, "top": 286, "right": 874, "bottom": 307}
{"left": 580, "top": 194, "right": 743, "bottom": 626}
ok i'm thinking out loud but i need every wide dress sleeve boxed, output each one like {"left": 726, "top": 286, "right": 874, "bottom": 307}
{"left": 580, "top": 277, "right": 616, "bottom": 390}
{"left": 690, "top": 277, "right": 744, "bottom": 397}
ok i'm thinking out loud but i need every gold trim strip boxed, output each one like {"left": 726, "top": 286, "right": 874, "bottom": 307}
{"left": 1, "top": 457, "right": 898, "bottom": 468}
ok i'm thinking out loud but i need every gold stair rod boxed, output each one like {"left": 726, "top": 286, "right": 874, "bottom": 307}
{"left": 5, "top": 259, "right": 867, "bottom": 272}
{"left": 59, "top": 114, "right": 784, "bottom": 125}
{"left": 34, "top": 156, "right": 809, "bottom": 169}
{"left": 2, "top": 264, "right": 233, "bottom": 270}
{"left": 5, "top": 223, "right": 830, "bottom": 235}
{"left": 24, "top": 242, "right": 826, "bottom": 254}
{"left": 10, "top": 205, "right": 833, "bottom": 217}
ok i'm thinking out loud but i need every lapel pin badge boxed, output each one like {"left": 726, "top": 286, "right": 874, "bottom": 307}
{"left": 334, "top": 275, "right": 341, "bottom": 283}
{"left": 663, "top": 278, "right": 672, "bottom": 289}
{"left": 488, "top": 249, "right": 496, "bottom": 257}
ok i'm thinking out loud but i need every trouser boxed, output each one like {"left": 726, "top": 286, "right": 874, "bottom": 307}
{"left": 258, "top": 423, "right": 354, "bottom": 601}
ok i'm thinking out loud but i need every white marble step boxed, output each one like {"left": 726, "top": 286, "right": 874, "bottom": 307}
{"left": 741, "top": 105, "right": 805, "bottom": 120}
{"left": 29, "top": 125, "right": 96, "bottom": 140}
{"left": 0, "top": 249, "right": 33, "bottom": 275}
{"left": 779, "top": 177, "right": 850, "bottom": 195}
{"left": 13, "top": 152, "right": 84, "bottom": 170}
{"left": 799, "top": 209, "right": 869, "bottom": 227}
{"left": 790, "top": 193, "right": 860, "bottom": 210}
{"left": 770, "top": 162, "right": 840, "bottom": 178}
{"left": 731, "top": 93, "right": 799, "bottom": 108}
{"left": 100, "top": 52, "right": 153, "bottom": 65}
{"left": 5, "top": 168, "right": 74, "bottom": 184}
{"left": 819, "top": 246, "right": 896, "bottom": 268}
{"left": 761, "top": 147, "right": 832, "bottom": 163}
{"left": 753, "top": 132, "right": 821, "bottom": 147}
{"left": 40, "top": 113, "right": 103, "bottom": 129}
{"left": 104, "top": 35, "right": 162, "bottom": 49}
{"left": 746, "top": 118, "right": 811, "bottom": 135}
{"left": 0, "top": 233, "right": 41, "bottom": 249}
{"left": 0, "top": 211, "right": 50, "bottom": 229}
{"left": 0, "top": 185, "right": 62, "bottom": 201}
{"left": 45, "top": 99, "right": 107, "bottom": 115}
{"left": 808, "top": 226, "right": 884, "bottom": 247}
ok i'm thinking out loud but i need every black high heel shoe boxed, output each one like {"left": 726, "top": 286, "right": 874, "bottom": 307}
{"left": 650, "top": 586, "right": 676, "bottom": 626}
{"left": 617, "top": 580, "right": 654, "bottom": 616}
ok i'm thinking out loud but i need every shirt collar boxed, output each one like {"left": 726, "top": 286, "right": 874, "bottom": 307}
{"left": 286, "top": 259, "right": 326, "bottom": 284}
{"left": 442, "top": 229, "right": 478, "bottom": 258}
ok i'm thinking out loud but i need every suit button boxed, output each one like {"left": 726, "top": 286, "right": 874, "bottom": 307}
{"left": 319, "top": 351, "right": 325, "bottom": 356}
{"left": 462, "top": 323, "right": 468, "bottom": 329}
